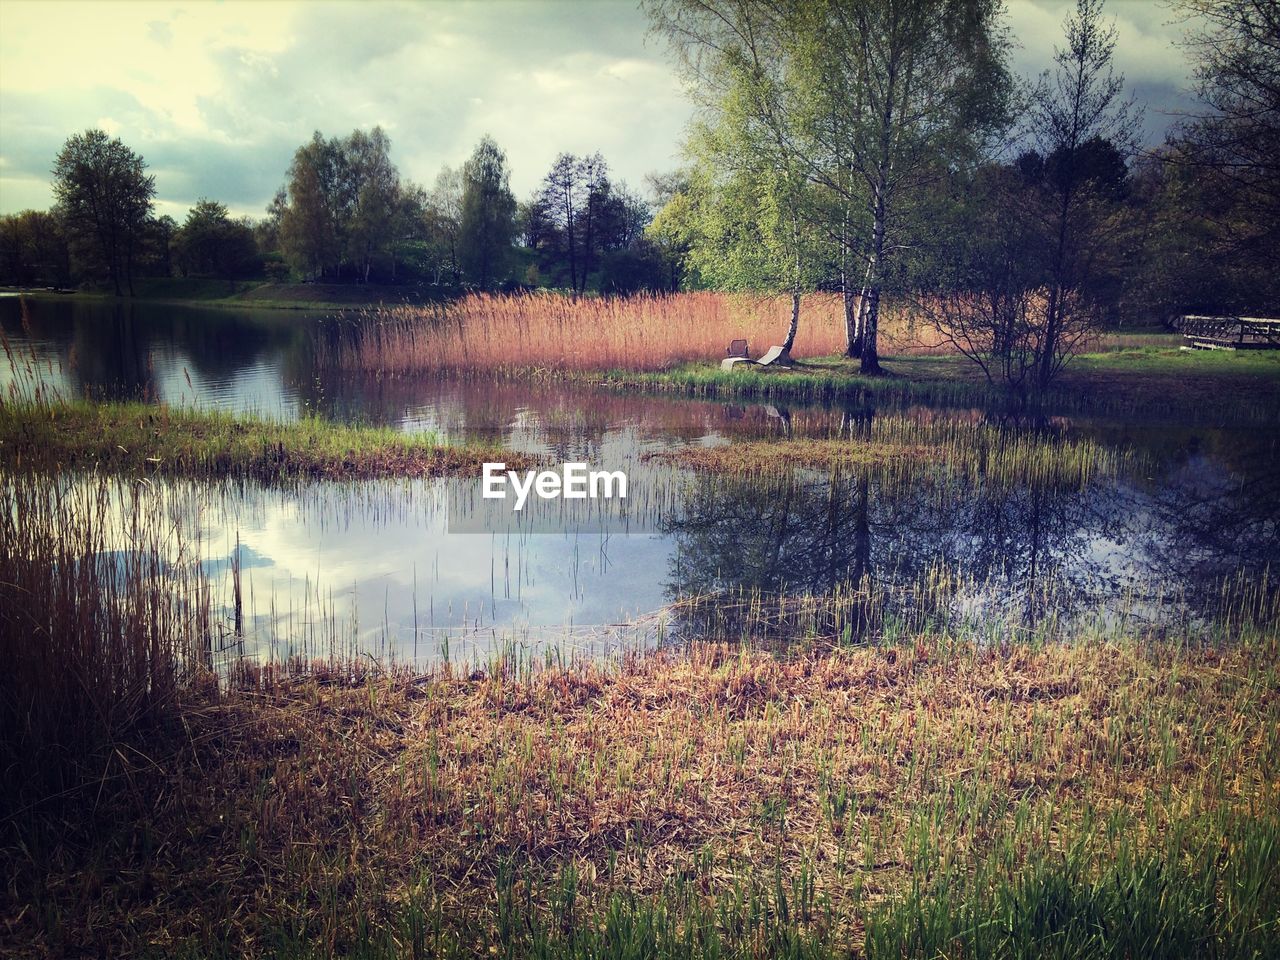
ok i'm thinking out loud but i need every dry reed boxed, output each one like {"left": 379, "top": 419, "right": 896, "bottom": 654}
{"left": 325, "top": 291, "right": 928, "bottom": 375}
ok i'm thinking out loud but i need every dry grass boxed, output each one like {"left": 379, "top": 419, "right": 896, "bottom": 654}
{"left": 325, "top": 291, "right": 932, "bottom": 375}
{"left": 5, "top": 633, "right": 1276, "bottom": 957}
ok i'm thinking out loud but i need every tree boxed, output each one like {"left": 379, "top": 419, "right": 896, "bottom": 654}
{"left": 139, "top": 213, "right": 176, "bottom": 278}
{"left": 1023, "top": 0, "right": 1138, "bottom": 388}
{"left": 681, "top": 107, "right": 826, "bottom": 355}
{"left": 457, "top": 136, "right": 517, "bottom": 289}
{"left": 538, "top": 153, "right": 586, "bottom": 293}
{"left": 1165, "top": 0, "right": 1280, "bottom": 313}
{"left": 647, "top": 0, "right": 1010, "bottom": 371}
{"left": 0, "top": 210, "right": 71, "bottom": 287}
{"left": 173, "top": 199, "right": 259, "bottom": 280}
{"left": 343, "top": 127, "right": 401, "bottom": 283}
{"left": 275, "top": 128, "right": 408, "bottom": 282}
{"left": 279, "top": 132, "right": 343, "bottom": 279}
{"left": 425, "top": 166, "right": 464, "bottom": 285}
{"left": 51, "top": 129, "right": 155, "bottom": 296}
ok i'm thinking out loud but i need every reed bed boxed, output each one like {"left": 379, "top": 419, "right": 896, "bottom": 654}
{"left": 0, "top": 475, "right": 213, "bottom": 809}
{"left": 324, "top": 291, "right": 927, "bottom": 375}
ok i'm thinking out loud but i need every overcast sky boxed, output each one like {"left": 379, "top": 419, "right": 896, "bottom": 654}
{"left": 0, "top": 0, "right": 1202, "bottom": 221}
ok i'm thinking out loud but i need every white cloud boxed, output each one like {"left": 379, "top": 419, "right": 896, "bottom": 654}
{"left": 1, "top": 0, "right": 1202, "bottom": 219}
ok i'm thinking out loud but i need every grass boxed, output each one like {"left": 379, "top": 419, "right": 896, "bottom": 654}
{"left": 602, "top": 346, "right": 1280, "bottom": 422}
{"left": 0, "top": 399, "right": 527, "bottom": 482}
{"left": 4, "top": 634, "right": 1276, "bottom": 957}
{"left": 6, "top": 279, "right": 447, "bottom": 311}
{"left": 646, "top": 413, "right": 1139, "bottom": 489}
{"left": 1, "top": 473, "right": 1276, "bottom": 958}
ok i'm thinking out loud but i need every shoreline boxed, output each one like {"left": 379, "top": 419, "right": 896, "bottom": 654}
{"left": 0, "top": 400, "right": 529, "bottom": 482}
{"left": 1, "top": 281, "right": 452, "bottom": 313}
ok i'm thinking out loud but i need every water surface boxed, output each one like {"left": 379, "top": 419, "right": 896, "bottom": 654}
{"left": 4, "top": 297, "right": 1275, "bottom": 664}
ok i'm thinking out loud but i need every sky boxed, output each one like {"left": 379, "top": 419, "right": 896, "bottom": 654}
{"left": 0, "top": 0, "right": 1203, "bottom": 222}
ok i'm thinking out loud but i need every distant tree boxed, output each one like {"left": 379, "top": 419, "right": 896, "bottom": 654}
{"left": 275, "top": 128, "right": 408, "bottom": 282}
{"left": 425, "top": 166, "right": 464, "bottom": 285}
{"left": 457, "top": 136, "right": 517, "bottom": 289}
{"left": 173, "top": 199, "right": 259, "bottom": 280}
{"left": 140, "top": 214, "right": 176, "bottom": 278}
{"left": 516, "top": 193, "right": 554, "bottom": 250}
{"left": 0, "top": 210, "right": 71, "bottom": 287}
{"left": 645, "top": 170, "right": 694, "bottom": 290}
{"left": 574, "top": 153, "right": 611, "bottom": 294}
{"left": 1023, "top": 0, "right": 1139, "bottom": 388}
{"left": 51, "top": 129, "right": 155, "bottom": 295}
{"left": 279, "top": 132, "right": 343, "bottom": 279}
{"left": 538, "top": 153, "right": 586, "bottom": 293}
{"left": 343, "top": 127, "right": 401, "bottom": 283}
{"left": 1164, "top": 0, "right": 1280, "bottom": 312}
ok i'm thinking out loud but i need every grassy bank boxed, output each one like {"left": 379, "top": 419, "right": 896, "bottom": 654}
{"left": 324, "top": 292, "right": 1278, "bottom": 422}
{"left": 0, "top": 400, "right": 523, "bottom": 481}
{"left": 597, "top": 346, "right": 1280, "bottom": 421}
{"left": 3, "top": 635, "right": 1276, "bottom": 958}
{"left": 645, "top": 412, "right": 1138, "bottom": 488}
{"left": 5, "top": 279, "right": 447, "bottom": 311}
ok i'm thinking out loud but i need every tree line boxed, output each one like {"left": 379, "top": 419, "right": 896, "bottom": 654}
{"left": 2, "top": 0, "right": 1273, "bottom": 393}
{"left": 645, "top": 0, "right": 1278, "bottom": 390}
{"left": 1, "top": 129, "right": 682, "bottom": 296}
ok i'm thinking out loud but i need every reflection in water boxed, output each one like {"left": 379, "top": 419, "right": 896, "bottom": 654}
{"left": 3, "top": 296, "right": 1276, "bottom": 662}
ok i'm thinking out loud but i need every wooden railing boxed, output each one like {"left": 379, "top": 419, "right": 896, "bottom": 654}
{"left": 1179, "top": 315, "right": 1280, "bottom": 349}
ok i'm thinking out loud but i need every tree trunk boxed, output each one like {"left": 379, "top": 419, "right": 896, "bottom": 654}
{"left": 860, "top": 165, "right": 889, "bottom": 376}
{"left": 782, "top": 222, "right": 801, "bottom": 355}
{"left": 843, "top": 285, "right": 860, "bottom": 358}
{"left": 841, "top": 209, "right": 861, "bottom": 358}
{"left": 782, "top": 288, "right": 800, "bottom": 354}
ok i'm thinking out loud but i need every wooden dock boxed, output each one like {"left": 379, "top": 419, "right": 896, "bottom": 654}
{"left": 1179, "top": 315, "right": 1280, "bottom": 350}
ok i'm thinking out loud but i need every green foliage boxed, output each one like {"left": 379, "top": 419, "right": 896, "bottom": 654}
{"left": 647, "top": 0, "right": 1013, "bottom": 369}
{"left": 50, "top": 129, "right": 156, "bottom": 296}
{"left": 276, "top": 127, "right": 417, "bottom": 283}
{"left": 173, "top": 199, "right": 260, "bottom": 280}
{"left": 0, "top": 210, "right": 71, "bottom": 286}
{"left": 458, "top": 135, "right": 518, "bottom": 289}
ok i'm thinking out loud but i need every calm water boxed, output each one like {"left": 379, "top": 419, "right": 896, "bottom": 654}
{"left": 3, "top": 297, "right": 1277, "bottom": 664}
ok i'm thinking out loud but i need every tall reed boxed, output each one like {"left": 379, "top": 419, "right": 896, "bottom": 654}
{"left": 323, "top": 291, "right": 922, "bottom": 375}
{"left": 0, "top": 476, "right": 211, "bottom": 806}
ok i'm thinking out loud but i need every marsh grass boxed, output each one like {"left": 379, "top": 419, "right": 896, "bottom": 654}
{"left": 0, "top": 477, "right": 212, "bottom": 814}
{"left": 0, "top": 399, "right": 527, "bottom": 482}
{"left": 1, "top": 475, "right": 1275, "bottom": 956}
{"left": 646, "top": 413, "right": 1139, "bottom": 489}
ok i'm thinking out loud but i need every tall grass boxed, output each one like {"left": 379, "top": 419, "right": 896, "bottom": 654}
{"left": 0, "top": 476, "right": 211, "bottom": 809}
{"left": 324, "top": 291, "right": 925, "bottom": 375}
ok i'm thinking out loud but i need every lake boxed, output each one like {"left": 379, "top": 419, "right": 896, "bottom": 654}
{"left": 3, "top": 296, "right": 1276, "bottom": 666}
